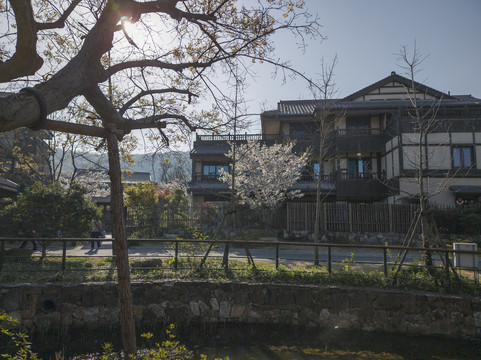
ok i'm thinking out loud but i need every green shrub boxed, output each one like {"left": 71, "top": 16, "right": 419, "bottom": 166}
{"left": 433, "top": 207, "right": 481, "bottom": 235}
{"left": 0, "top": 182, "right": 100, "bottom": 238}
{"left": 0, "top": 313, "right": 39, "bottom": 360}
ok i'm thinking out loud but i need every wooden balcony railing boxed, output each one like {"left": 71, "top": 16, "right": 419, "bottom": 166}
{"left": 338, "top": 171, "right": 386, "bottom": 181}
{"left": 335, "top": 128, "right": 382, "bottom": 136}
{"left": 196, "top": 129, "right": 385, "bottom": 144}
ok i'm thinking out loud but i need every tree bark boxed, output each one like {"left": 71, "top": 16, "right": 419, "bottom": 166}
{"left": 106, "top": 124, "right": 137, "bottom": 356}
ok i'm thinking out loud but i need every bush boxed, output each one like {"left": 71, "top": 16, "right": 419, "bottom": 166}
{"left": 433, "top": 207, "right": 481, "bottom": 235}
{"left": 0, "top": 182, "right": 100, "bottom": 238}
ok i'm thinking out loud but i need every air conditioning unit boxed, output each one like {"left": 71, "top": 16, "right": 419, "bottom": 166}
{"left": 453, "top": 243, "right": 478, "bottom": 269}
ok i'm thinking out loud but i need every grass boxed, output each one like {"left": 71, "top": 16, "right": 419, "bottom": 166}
{"left": 1, "top": 254, "right": 479, "bottom": 296}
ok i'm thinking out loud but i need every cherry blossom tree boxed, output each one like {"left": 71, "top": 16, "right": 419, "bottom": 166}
{"left": 220, "top": 140, "right": 308, "bottom": 227}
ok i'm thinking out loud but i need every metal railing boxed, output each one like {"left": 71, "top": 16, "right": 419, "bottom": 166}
{"left": 1, "top": 237, "right": 479, "bottom": 282}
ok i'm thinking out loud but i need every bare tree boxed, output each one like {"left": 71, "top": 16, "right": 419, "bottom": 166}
{"left": 0, "top": 0, "right": 322, "bottom": 355}
{"left": 310, "top": 56, "right": 343, "bottom": 265}
{"left": 396, "top": 44, "right": 463, "bottom": 267}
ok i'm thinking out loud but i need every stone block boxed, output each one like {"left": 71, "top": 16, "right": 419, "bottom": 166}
{"left": 294, "top": 288, "right": 310, "bottom": 307}
{"left": 190, "top": 301, "right": 200, "bottom": 316}
{"left": 198, "top": 300, "right": 209, "bottom": 313}
{"left": 232, "top": 288, "right": 249, "bottom": 304}
{"left": 474, "top": 312, "right": 481, "bottom": 328}
{"left": 214, "top": 288, "right": 228, "bottom": 301}
{"left": 319, "top": 309, "right": 330, "bottom": 322}
{"left": 230, "top": 304, "right": 245, "bottom": 318}
{"left": 372, "top": 292, "right": 404, "bottom": 311}
{"left": 209, "top": 298, "right": 219, "bottom": 311}
{"left": 319, "top": 294, "right": 349, "bottom": 312}
{"left": 219, "top": 301, "right": 231, "bottom": 317}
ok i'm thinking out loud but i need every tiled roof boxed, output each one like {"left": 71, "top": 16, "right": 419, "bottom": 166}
{"left": 0, "top": 177, "right": 18, "bottom": 192}
{"left": 261, "top": 73, "right": 481, "bottom": 119}
{"left": 450, "top": 185, "right": 481, "bottom": 194}
{"left": 277, "top": 100, "right": 324, "bottom": 115}
{"left": 264, "top": 94, "right": 481, "bottom": 117}
{"left": 322, "top": 96, "right": 481, "bottom": 111}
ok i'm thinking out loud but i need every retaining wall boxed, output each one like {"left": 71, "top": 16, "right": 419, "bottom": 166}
{"left": 1, "top": 281, "right": 480, "bottom": 339}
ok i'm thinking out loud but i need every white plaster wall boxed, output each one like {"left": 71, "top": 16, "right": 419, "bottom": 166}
{"left": 385, "top": 139, "right": 393, "bottom": 152}
{"left": 386, "top": 139, "right": 392, "bottom": 152}
{"left": 392, "top": 136, "right": 399, "bottom": 149}
{"left": 378, "top": 85, "right": 406, "bottom": 94}
{"left": 263, "top": 121, "right": 280, "bottom": 135}
{"left": 371, "top": 116, "right": 380, "bottom": 128}
{"left": 402, "top": 133, "right": 421, "bottom": 145}
{"left": 398, "top": 177, "right": 481, "bottom": 206}
{"left": 427, "top": 145, "right": 451, "bottom": 169}
{"left": 427, "top": 133, "right": 450, "bottom": 144}
{"left": 451, "top": 133, "right": 473, "bottom": 143}
{"left": 393, "top": 149, "right": 400, "bottom": 177}
{"left": 385, "top": 155, "right": 393, "bottom": 178}
{"left": 475, "top": 132, "right": 481, "bottom": 143}
{"left": 402, "top": 145, "right": 424, "bottom": 170}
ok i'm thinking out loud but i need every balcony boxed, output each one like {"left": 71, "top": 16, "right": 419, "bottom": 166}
{"left": 189, "top": 169, "right": 395, "bottom": 200}
{"left": 193, "top": 133, "right": 321, "bottom": 156}
{"left": 194, "top": 129, "right": 387, "bottom": 157}
{"left": 330, "top": 128, "right": 387, "bottom": 153}
{"left": 189, "top": 173, "right": 229, "bottom": 194}
{"left": 336, "top": 171, "right": 390, "bottom": 200}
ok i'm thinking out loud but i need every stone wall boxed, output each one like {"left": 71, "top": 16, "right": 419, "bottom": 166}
{"left": 1, "top": 281, "right": 480, "bottom": 339}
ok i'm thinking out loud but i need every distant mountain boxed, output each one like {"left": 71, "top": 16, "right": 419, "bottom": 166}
{"left": 55, "top": 151, "right": 191, "bottom": 183}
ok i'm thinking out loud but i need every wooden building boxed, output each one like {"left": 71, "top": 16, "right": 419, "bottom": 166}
{"left": 189, "top": 72, "right": 481, "bottom": 207}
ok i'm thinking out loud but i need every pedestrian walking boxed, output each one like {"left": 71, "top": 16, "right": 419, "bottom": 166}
{"left": 90, "top": 219, "right": 103, "bottom": 250}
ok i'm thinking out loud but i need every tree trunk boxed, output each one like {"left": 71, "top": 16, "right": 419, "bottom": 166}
{"left": 106, "top": 125, "right": 137, "bottom": 356}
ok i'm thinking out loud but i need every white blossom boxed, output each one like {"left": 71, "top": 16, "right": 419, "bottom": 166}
{"left": 60, "top": 171, "right": 110, "bottom": 198}
{"left": 220, "top": 140, "right": 309, "bottom": 210}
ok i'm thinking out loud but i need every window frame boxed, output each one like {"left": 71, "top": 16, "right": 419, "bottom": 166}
{"left": 452, "top": 146, "right": 474, "bottom": 169}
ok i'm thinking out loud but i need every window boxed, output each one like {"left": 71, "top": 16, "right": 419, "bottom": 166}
{"left": 346, "top": 116, "right": 371, "bottom": 130}
{"left": 202, "top": 164, "right": 229, "bottom": 176}
{"left": 452, "top": 147, "right": 473, "bottom": 168}
{"left": 347, "top": 158, "right": 372, "bottom": 179}
{"left": 313, "top": 163, "right": 320, "bottom": 180}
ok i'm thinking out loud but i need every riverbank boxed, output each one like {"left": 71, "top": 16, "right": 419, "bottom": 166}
{"left": 2, "top": 281, "right": 480, "bottom": 341}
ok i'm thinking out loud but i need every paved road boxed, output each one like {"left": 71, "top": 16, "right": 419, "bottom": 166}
{"left": 17, "top": 240, "right": 425, "bottom": 266}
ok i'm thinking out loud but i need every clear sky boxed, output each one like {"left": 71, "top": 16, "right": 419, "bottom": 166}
{"left": 242, "top": 0, "right": 481, "bottom": 132}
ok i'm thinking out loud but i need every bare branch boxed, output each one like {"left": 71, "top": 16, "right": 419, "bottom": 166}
{"left": 119, "top": 88, "right": 198, "bottom": 115}
{"left": 36, "top": 0, "right": 83, "bottom": 30}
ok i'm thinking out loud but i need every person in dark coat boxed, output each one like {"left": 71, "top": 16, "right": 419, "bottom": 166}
{"left": 90, "top": 220, "right": 103, "bottom": 250}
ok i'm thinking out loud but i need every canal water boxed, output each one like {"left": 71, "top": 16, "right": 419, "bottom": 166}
{"left": 27, "top": 324, "right": 481, "bottom": 360}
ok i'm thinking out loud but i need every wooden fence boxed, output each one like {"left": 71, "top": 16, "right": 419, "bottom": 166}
{"left": 286, "top": 202, "right": 453, "bottom": 234}
{"left": 123, "top": 202, "right": 457, "bottom": 235}
{"left": 125, "top": 203, "right": 286, "bottom": 235}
